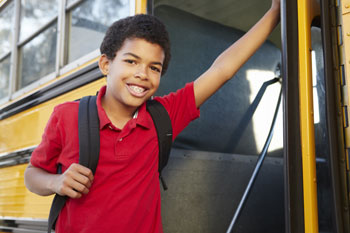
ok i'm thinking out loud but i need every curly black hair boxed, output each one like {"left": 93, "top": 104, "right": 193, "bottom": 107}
{"left": 100, "top": 14, "right": 171, "bottom": 75}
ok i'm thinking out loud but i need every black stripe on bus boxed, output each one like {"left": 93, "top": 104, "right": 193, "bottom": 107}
{"left": 147, "top": 0, "right": 154, "bottom": 15}
{"left": 0, "top": 61, "right": 102, "bottom": 120}
{"left": 0, "top": 218, "right": 47, "bottom": 233}
{"left": 0, "top": 147, "right": 34, "bottom": 168}
{"left": 281, "top": 0, "right": 305, "bottom": 231}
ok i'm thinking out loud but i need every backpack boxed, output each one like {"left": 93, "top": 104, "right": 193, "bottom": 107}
{"left": 47, "top": 95, "right": 173, "bottom": 232}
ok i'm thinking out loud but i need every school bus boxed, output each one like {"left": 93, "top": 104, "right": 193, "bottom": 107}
{"left": 0, "top": 0, "right": 348, "bottom": 232}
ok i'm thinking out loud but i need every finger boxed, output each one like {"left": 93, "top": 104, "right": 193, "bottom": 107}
{"left": 57, "top": 171, "right": 89, "bottom": 195}
{"left": 72, "top": 172, "right": 92, "bottom": 189}
{"left": 60, "top": 185, "right": 82, "bottom": 199}
{"left": 70, "top": 180, "right": 89, "bottom": 195}
{"left": 71, "top": 164, "right": 94, "bottom": 182}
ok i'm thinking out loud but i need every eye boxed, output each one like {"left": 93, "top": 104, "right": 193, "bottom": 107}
{"left": 124, "top": 59, "right": 136, "bottom": 64}
{"left": 150, "top": 66, "right": 161, "bottom": 73}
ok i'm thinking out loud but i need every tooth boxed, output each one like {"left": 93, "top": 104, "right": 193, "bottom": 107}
{"left": 130, "top": 85, "right": 145, "bottom": 93}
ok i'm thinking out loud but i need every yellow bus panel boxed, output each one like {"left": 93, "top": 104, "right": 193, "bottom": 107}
{"left": 0, "top": 164, "right": 52, "bottom": 219}
{"left": 0, "top": 78, "right": 106, "bottom": 154}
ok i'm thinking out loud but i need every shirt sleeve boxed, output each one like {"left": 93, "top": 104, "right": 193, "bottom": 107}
{"left": 30, "top": 106, "right": 63, "bottom": 174}
{"left": 155, "top": 82, "right": 200, "bottom": 140}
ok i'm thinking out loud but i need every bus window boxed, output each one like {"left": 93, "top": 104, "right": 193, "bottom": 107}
{"left": 66, "top": 0, "right": 129, "bottom": 63}
{"left": 0, "top": 1, "right": 13, "bottom": 56}
{"left": 0, "top": 1, "right": 14, "bottom": 101}
{"left": 0, "top": 56, "right": 11, "bottom": 100}
{"left": 18, "top": 0, "right": 58, "bottom": 89}
{"left": 66, "top": 0, "right": 78, "bottom": 6}
{"left": 19, "top": 0, "right": 58, "bottom": 42}
{"left": 19, "top": 23, "right": 57, "bottom": 88}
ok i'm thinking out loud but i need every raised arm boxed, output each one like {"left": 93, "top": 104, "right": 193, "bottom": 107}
{"left": 193, "top": 0, "right": 280, "bottom": 108}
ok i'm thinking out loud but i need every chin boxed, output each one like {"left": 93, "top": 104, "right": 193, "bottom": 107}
{"left": 126, "top": 99, "right": 147, "bottom": 108}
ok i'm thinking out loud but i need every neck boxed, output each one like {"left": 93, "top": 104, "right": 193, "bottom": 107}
{"left": 101, "top": 95, "right": 138, "bottom": 129}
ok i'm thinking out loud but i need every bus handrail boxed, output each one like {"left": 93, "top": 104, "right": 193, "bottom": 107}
{"left": 226, "top": 80, "right": 282, "bottom": 233}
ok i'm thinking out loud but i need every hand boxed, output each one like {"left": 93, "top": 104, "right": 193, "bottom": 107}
{"left": 271, "top": 0, "right": 281, "bottom": 12}
{"left": 53, "top": 163, "right": 94, "bottom": 198}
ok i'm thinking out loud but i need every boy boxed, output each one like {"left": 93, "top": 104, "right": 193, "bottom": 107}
{"left": 24, "top": 0, "right": 280, "bottom": 232}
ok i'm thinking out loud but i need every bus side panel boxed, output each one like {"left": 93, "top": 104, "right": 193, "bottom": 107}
{"left": 0, "top": 164, "right": 52, "bottom": 219}
{"left": 0, "top": 79, "right": 106, "bottom": 154}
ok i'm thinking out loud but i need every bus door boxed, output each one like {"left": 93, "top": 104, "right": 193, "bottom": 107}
{"left": 283, "top": 0, "right": 350, "bottom": 232}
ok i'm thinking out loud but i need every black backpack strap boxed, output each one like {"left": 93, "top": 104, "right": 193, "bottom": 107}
{"left": 146, "top": 100, "right": 173, "bottom": 190}
{"left": 47, "top": 96, "right": 100, "bottom": 232}
{"left": 47, "top": 193, "right": 67, "bottom": 232}
{"left": 78, "top": 96, "right": 100, "bottom": 173}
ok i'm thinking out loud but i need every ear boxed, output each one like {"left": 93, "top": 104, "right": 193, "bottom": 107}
{"left": 99, "top": 54, "right": 110, "bottom": 76}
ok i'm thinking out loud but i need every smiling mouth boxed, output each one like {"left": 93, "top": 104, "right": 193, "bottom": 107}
{"left": 127, "top": 84, "right": 149, "bottom": 97}
{"left": 129, "top": 85, "right": 146, "bottom": 93}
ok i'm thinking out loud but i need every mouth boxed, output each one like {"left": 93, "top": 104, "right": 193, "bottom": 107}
{"left": 126, "top": 84, "right": 149, "bottom": 97}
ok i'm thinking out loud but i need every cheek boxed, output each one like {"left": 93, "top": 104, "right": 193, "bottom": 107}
{"left": 107, "top": 70, "right": 126, "bottom": 86}
{"left": 148, "top": 77, "right": 160, "bottom": 96}
{"left": 106, "top": 75, "right": 117, "bottom": 89}
{"left": 154, "top": 77, "right": 161, "bottom": 87}
{"left": 152, "top": 78, "right": 161, "bottom": 91}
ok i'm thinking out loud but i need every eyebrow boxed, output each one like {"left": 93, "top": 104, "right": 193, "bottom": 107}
{"left": 123, "top": 52, "right": 163, "bottom": 66}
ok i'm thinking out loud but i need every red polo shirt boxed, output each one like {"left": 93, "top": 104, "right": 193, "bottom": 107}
{"left": 31, "top": 83, "right": 200, "bottom": 233}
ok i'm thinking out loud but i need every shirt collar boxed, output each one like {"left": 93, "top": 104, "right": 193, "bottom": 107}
{"left": 135, "top": 102, "right": 153, "bottom": 129}
{"left": 96, "top": 85, "right": 153, "bottom": 130}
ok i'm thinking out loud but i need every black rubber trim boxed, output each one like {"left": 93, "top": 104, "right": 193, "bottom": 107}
{"left": 147, "top": 0, "right": 154, "bottom": 15}
{"left": 322, "top": 0, "right": 350, "bottom": 231}
{"left": 0, "top": 147, "right": 34, "bottom": 168}
{"left": 0, "top": 218, "right": 47, "bottom": 233}
{"left": 0, "top": 61, "right": 102, "bottom": 120}
{"left": 281, "top": 0, "right": 305, "bottom": 232}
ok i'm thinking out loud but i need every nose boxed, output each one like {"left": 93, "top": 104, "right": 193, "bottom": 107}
{"left": 134, "top": 65, "right": 147, "bottom": 80}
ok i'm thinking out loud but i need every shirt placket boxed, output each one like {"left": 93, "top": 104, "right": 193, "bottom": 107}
{"left": 114, "top": 119, "right": 137, "bottom": 158}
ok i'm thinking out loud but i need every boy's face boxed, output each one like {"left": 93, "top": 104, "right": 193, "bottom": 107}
{"left": 100, "top": 38, "right": 165, "bottom": 110}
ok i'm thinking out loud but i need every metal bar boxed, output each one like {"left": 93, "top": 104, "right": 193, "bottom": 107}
{"left": 56, "top": 0, "right": 66, "bottom": 73}
{"left": 9, "top": 0, "right": 21, "bottom": 97}
{"left": 0, "top": 51, "right": 10, "bottom": 62}
{"left": 226, "top": 85, "right": 282, "bottom": 233}
{"left": 65, "top": 0, "right": 83, "bottom": 11}
{"left": 297, "top": 0, "right": 319, "bottom": 232}
{"left": 224, "top": 78, "right": 280, "bottom": 152}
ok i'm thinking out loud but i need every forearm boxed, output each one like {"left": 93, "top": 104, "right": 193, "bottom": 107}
{"left": 211, "top": 6, "right": 280, "bottom": 80}
{"left": 194, "top": 3, "right": 280, "bottom": 107}
{"left": 25, "top": 162, "right": 93, "bottom": 198}
{"left": 24, "top": 163, "right": 58, "bottom": 196}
